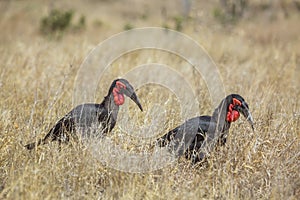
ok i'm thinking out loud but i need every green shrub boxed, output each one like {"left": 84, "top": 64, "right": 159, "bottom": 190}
{"left": 40, "top": 9, "right": 74, "bottom": 35}
{"left": 162, "top": 23, "right": 170, "bottom": 30}
{"left": 40, "top": 9, "right": 86, "bottom": 38}
{"left": 213, "top": 0, "right": 249, "bottom": 25}
{"left": 173, "top": 16, "right": 184, "bottom": 31}
{"left": 123, "top": 23, "right": 134, "bottom": 31}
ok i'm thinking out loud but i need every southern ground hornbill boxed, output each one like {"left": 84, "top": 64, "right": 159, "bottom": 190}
{"left": 25, "top": 78, "right": 143, "bottom": 150}
{"left": 157, "top": 94, "right": 254, "bottom": 163}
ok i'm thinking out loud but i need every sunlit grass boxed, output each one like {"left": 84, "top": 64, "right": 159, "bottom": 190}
{"left": 0, "top": 0, "right": 299, "bottom": 199}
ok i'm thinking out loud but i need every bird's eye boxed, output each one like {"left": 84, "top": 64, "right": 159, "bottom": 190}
{"left": 234, "top": 105, "right": 240, "bottom": 110}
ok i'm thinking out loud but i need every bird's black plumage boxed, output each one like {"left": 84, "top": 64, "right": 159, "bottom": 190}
{"left": 157, "top": 94, "right": 254, "bottom": 163}
{"left": 25, "top": 78, "right": 143, "bottom": 150}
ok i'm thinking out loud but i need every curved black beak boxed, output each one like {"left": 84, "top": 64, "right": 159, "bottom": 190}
{"left": 122, "top": 88, "right": 143, "bottom": 111}
{"left": 238, "top": 102, "right": 254, "bottom": 131}
{"left": 129, "top": 92, "right": 143, "bottom": 111}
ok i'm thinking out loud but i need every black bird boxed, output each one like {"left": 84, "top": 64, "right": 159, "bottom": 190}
{"left": 25, "top": 78, "right": 143, "bottom": 150}
{"left": 157, "top": 94, "right": 254, "bottom": 163}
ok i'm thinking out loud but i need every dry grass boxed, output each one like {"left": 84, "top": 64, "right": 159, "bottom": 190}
{"left": 0, "top": 0, "right": 299, "bottom": 199}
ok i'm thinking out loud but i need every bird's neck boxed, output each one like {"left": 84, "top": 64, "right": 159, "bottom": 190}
{"left": 211, "top": 99, "right": 231, "bottom": 133}
{"left": 103, "top": 93, "right": 120, "bottom": 118}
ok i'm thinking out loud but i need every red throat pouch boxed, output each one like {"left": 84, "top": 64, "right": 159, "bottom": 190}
{"left": 226, "top": 98, "right": 242, "bottom": 122}
{"left": 227, "top": 110, "right": 240, "bottom": 122}
{"left": 113, "top": 87, "right": 125, "bottom": 106}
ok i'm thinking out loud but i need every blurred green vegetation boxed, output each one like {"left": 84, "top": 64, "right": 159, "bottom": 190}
{"left": 40, "top": 9, "right": 85, "bottom": 38}
{"left": 123, "top": 23, "right": 134, "bottom": 30}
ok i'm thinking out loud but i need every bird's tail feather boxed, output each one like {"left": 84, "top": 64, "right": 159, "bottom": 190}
{"left": 24, "top": 138, "right": 43, "bottom": 150}
{"left": 24, "top": 131, "right": 53, "bottom": 150}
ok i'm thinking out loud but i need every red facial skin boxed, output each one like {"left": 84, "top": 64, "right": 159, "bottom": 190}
{"left": 113, "top": 81, "right": 127, "bottom": 106}
{"left": 226, "top": 98, "right": 242, "bottom": 122}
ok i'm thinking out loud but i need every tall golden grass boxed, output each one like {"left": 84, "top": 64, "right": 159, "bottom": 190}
{"left": 0, "top": 0, "right": 299, "bottom": 199}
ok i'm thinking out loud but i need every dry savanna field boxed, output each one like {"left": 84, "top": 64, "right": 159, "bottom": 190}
{"left": 0, "top": 0, "right": 299, "bottom": 199}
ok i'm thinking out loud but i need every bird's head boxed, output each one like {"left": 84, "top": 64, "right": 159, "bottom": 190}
{"left": 110, "top": 78, "right": 143, "bottom": 111}
{"left": 226, "top": 94, "right": 254, "bottom": 130}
